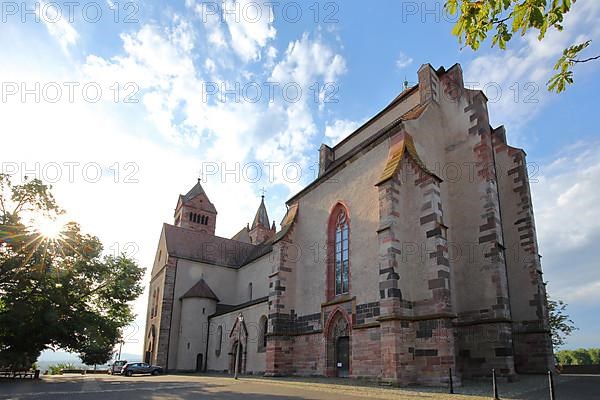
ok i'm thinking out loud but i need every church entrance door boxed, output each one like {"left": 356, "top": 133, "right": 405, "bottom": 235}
{"left": 229, "top": 342, "right": 243, "bottom": 373}
{"left": 195, "top": 353, "right": 203, "bottom": 372}
{"left": 336, "top": 336, "right": 350, "bottom": 377}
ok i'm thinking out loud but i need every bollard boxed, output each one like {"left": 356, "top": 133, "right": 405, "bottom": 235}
{"left": 548, "top": 370, "right": 555, "bottom": 400}
{"left": 448, "top": 367, "right": 454, "bottom": 394}
{"left": 492, "top": 368, "right": 499, "bottom": 400}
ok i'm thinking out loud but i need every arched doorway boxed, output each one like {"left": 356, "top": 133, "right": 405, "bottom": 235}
{"left": 195, "top": 353, "right": 203, "bottom": 372}
{"left": 145, "top": 325, "right": 156, "bottom": 364}
{"left": 325, "top": 311, "right": 351, "bottom": 377}
{"left": 228, "top": 341, "right": 244, "bottom": 374}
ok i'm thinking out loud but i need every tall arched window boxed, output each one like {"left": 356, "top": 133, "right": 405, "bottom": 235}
{"left": 248, "top": 282, "right": 253, "bottom": 300}
{"left": 327, "top": 204, "right": 350, "bottom": 299}
{"left": 150, "top": 289, "right": 156, "bottom": 318}
{"left": 335, "top": 209, "right": 349, "bottom": 295}
{"left": 216, "top": 325, "right": 223, "bottom": 356}
{"left": 257, "top": 315, "right": 267, "bottom": 353}
{"left": 154, "top": 288, "right": 160, "bottom": 317}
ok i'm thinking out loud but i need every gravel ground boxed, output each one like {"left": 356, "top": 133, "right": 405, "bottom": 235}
{"left": 0, "top": 373, "right": 596, "bottom": 400}
{"left": 237, "top": 373, "right": 595, "bottom": 399}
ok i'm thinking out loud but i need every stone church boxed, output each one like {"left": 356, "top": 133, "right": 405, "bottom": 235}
{"left": 143, "top": 63, "right": 553, "bottom": 385}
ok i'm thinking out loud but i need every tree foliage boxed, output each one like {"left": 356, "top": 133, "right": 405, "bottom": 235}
{"left": 547, "top": 293, "right": 577, "bottom": 348}
{"left": 0, "top": 174, "right": 144, "bottom": 369}
{"left": 556, "top": 348, "right": 600, "bottom": 365}
{"left": 445, "top": 0, "right": 599, "bottom": 93}
{"left": 48, "top": 362, "right": 76, "bottom": 375}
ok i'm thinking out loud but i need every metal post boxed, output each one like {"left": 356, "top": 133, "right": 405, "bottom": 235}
{"left": 492, "top": 368, "right": 499, "bottom": 399}
{"left": 234, "top": 313, "right": 243, "bottom": 380}
{"left": 449, "top": 367, "right": 454, "bottom": 394}
{"left": 548, "top": 370, "right": 555, "bottom": 400}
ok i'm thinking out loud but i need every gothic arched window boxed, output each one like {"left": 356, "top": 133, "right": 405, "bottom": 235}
{"left": 150, "top": 289, "right": 156, "bottom": 318}
{"left": 205, "top": 216, "right": 209, "bottom": 225}
{"left": 154, "top": 288, "right": 160, "bottom": 317}
{"left": 216, "top": 325, "right": 222, "bottom": 356}
{"left": 257, "top": 315, "right": 267, "bottom": 353}
{"left": 335, "top": 210, "right": 349, "bottom": 295}
{"left": 327, "top": 204, "right": 350, "bottom": 299}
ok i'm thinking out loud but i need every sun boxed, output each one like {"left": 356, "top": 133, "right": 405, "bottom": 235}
{"left": 36, "top": 217, "right": 65, "bottom": 239}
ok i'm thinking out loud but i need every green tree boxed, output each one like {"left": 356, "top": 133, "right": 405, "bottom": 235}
{"left": 0, "top": 174, "right": 144, "bottom": 369}
{"left": 48, "top": 362, "right": 76, "bottom": 375}
{"left": 445, "top": 0, "right": 599, "bottom": 93}
{"left": 556, "top": 348, "right": 600, "bottom": 365}
{"left": 77, "top": 323, "right": 122, "bottom": 369}
{"left": 547, "top": 293, "right": 577, "bottom": 348}
{"left": 555, "top": 350, "right": 575, "bottom": 365}
{"left": 571, "top": 348, "right": 593, "bottom": 365}
{"left": 589, "top": 348, "right": 600, "bottom": 364}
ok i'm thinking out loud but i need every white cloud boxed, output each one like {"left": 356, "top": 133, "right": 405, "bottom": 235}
{"left": 223, "top": 0, "right": 277, "bottom": 62}
{"left": 532, "top": 141, "right": 600, "bottom": 306}
{"left": 270, "top": 32, "right": 346, "bottom": 114}
{"left": 395, "top": 51, "right": 413, "bottom": 69}
{"left": 253, "top": 33, "right": 347, "bottom": 189}
{"left": 37, "top": 1, "right": 79, "bottom": 54}
{"left": 534, "top": 143, "right": 600, "bottom": 252}
{"left": 204, "top": 58, "right": 216, "bottom": 73}
{"left": 324, "top": 119, "right": 361, "bottom": 146}
{"left": 188, "top": 0, "right": 276, "bottom": 63}
{"left": 2, "top": 0, "right": 348, "bottom": 355}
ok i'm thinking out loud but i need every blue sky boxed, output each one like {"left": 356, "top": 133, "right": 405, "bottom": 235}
{"left": 1, "top": 0, "right": 599, "bottom": 356}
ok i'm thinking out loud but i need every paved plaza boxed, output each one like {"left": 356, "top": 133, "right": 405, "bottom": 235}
{"left": 0, "top": 373, "right": 598, "bottom": 400}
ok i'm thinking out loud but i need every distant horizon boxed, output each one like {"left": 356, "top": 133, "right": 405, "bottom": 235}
{"left": 38, "top": 349, "right": 142, "bottom": 364}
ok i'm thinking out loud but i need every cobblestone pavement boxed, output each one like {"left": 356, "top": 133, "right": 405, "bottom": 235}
{"left": 0, "top": 373, "right": 597, "bottom": 399}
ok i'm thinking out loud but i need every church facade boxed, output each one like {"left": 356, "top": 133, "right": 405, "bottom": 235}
{"left": 143, "top": 63, "right": 553, "bottom": 386}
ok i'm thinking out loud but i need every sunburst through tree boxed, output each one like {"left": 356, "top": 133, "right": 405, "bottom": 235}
{"left": 0, "top": 174, "right": 144, "bottom": 370}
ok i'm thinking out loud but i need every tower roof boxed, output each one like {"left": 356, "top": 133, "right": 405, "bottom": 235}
{"left": 251, "top": 196, "right": 270, "bottom": 229}
{"left": 181, "top": 278, "right": 219, "bottom": 301}
{"left": 182, "top": 179, "right": 206, "bottom": 202}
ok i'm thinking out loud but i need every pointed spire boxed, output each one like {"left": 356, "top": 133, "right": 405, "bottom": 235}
{"left": 251, "top": 195, "right": 270, "bottom": 229}
{"left": 183, "top": 179, "right": 206, "bottom": 202}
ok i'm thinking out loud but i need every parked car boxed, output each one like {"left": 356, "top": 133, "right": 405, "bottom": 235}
{"left": 108, "top": 360, "right": 127, "bottom": 375}
{"left": 121, "top": 362, "right": 163, "bottom": 376}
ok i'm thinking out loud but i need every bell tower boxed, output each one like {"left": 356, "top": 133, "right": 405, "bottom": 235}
{"left": 174, "top": 179, "right": 217, "bottom": 235}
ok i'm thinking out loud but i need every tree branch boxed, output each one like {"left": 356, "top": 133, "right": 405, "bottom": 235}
{"left": 570, "top": 55, "right": 600, "bottom": 63}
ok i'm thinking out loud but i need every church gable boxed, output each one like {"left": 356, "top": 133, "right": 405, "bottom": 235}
{"left": 375, "top": 131, "right": 438, "bottom": 186}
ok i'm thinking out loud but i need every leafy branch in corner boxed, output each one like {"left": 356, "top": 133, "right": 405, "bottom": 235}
{"left": 445, "top": 0, "right": 599, "bottom": 93}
